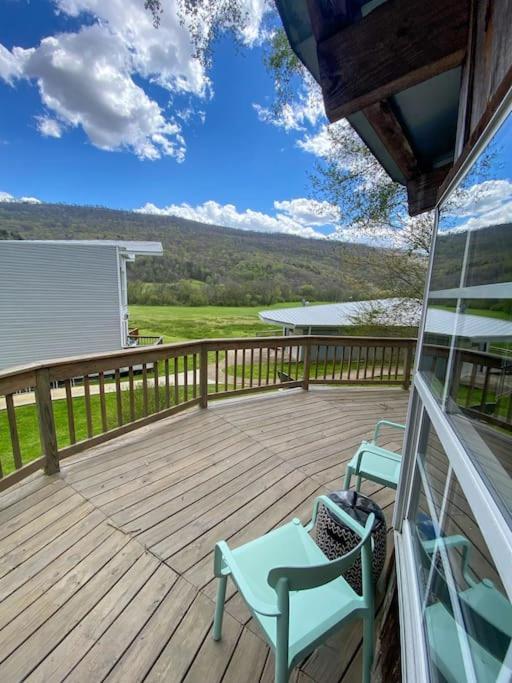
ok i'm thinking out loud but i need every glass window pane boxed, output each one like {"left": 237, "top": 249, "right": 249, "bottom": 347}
{"left": 419, "top": 109, "right": 512, "bottom": 524}
{"left": 409, "top": 421, "right": 512, "bottom": 682}
{"left": 417, "top": 415, "right": 450, "bottom": 516}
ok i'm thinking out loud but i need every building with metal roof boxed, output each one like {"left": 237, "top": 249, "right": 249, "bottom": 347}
{"left": 260, "top": 298, "right": 512, "bottom": 343}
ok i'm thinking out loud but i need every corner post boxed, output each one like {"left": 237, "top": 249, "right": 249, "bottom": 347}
{"left": 35, "top": 368, "right": 59, "bottom": 474}
{"left": 302, "top": 341, "right": 311, "bottom": 391}
{"left": 200, "top": 344, "right": 209, "bottom": 408}
{"left": 402, "top": 342, "right": 414, "bottom": 390}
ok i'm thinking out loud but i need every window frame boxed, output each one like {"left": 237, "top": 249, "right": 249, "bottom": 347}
{"left": 394, "top": 86, "right": 512, "bottom": 682}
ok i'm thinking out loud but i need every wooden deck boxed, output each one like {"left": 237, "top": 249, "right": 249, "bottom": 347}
{"left": 0, "top": 386, "right": 409, "bottom": 683}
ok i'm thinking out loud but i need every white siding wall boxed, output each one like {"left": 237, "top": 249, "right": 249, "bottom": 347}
{"left": 0, "top": 242, "right": 123, "bottom": 370}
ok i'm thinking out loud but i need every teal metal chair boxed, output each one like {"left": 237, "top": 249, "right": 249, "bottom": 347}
{"left": 343, "top": 420, "right": 406, "bottom": 492}
{"left": 213, "top": 496, "right": 375, "bottom": 683}
{"left": 421, "top": 533, "right": 512, "bottom": 680}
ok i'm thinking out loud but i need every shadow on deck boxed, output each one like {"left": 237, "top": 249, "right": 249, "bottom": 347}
{"left": 0, "top": 386, "right": 409, "bottom": 683}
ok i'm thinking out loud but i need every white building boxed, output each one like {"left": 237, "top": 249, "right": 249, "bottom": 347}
{"left": 0, "top": 240, "right": 163, "bottom": 370}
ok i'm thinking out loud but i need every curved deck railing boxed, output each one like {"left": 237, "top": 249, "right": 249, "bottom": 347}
{"left": 0, "top": 335, "right": 416, "bottom": 491}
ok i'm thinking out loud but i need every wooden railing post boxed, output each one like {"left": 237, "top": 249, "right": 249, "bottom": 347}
{"left": 302, "top": 342, "right": 311, "bottom": 391}
{"left": 402, "top": 342, "right": 415, "bottom": 390}
{"left": 200, "top": 344, "right": 209, "bottom": 408}
{"left": 35, "top": 368, "right": 59, "bottom": 474}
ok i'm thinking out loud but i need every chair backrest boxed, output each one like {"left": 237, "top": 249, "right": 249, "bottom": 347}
{"left": 268, "top": 497, "right": 374, "bottom": 597}
{"left": 373, "top": 419, "right": 406, "bottom": 453}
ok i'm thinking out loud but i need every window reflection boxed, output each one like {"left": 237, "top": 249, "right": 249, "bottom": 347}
{"left": 410, "top": 422, "right": 512, "bottom": 682}
{"left": 419, "top": 110, "right": 512, "bottom": 524}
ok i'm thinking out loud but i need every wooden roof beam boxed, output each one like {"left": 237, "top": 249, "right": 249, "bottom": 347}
{"left": 362, "top": 100, "right": 419, "bottom": 180}
{"left": 316, "top": 0, "right": 470, "bottom": 122}
{"left": 362, "top": 100, "right": 451, "bottom": 215}
{"left": 407, "top": 165, "right": 452, "bottom": 216}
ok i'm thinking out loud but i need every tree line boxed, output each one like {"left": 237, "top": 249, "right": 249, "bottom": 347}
{"left": 0, "top": 202, "right": 395, "bottom": 306}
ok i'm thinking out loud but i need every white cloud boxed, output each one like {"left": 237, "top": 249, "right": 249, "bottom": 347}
{"left": 273, "top": 198, "right": 340, "bottom": 225}
{"left": 444, "top": 179, "right": 512, "bottom": 233}
{"left": 0, "top": 44, "right": 30, "bottom": 84}
{"left": 0, "top": 0, "right": 270, "bottom": 159}
{"left": 54, "top": 0, "right": 210, "bottom": 97}
{"left": 254, "top": 84, "right": 324, "bottom": 132}
{"left": 238, "top": 0, "right": 272, "bottom": 46}
{"left": 296, "top": 124, "right": 333, "bottom": 158}
{"left": 0, "top": 191, "right": 42, "bottom": 204}
{"left": 134, "top": 197, "right": 342, "bottom": 239}
{"left": 36, "top": 115, "right": 63, "bottom": 138}
{"left": 3, "top": 23, "right": 186, "bottom": 160}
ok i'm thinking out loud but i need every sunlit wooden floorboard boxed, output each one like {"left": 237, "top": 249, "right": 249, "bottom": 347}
{"left": 0, "top": 387, "right": 409, "bottom": 683}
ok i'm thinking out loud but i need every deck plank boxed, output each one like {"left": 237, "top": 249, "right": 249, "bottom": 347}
{"left": 183, "top": 617, "right": 242, "bottom": 683}
{"left": 0, "top": 499, "right": 99, "bottom": 580}
{"left": 0, "top": 387, "right": 408, "bottom": 683}
{"left": 144, "top": 592, "right": 215, "bottom": 682}
{"left": 222, "top": 627, "right": 269, "bottom": 683}
{"left": 26, "top": 552, "right": 163, "bottom": 682}
{"left": 64, "top": 562, "right": 177, "bottom": 682}
{"left": 0, "top": 531, "right": 141, "bottom": 680}
{"left": 0, "top": 511, "right": 110, "bottom": 619}
{"left": 106, "top": 577, "right": 199, "bottom": 683}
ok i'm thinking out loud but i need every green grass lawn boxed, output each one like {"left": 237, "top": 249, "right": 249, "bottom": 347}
{"left": 128, "top": 302, "right": 319, "bottom": 343}
{"left": 228, "top": 358, "right": 404, "bottom": 382}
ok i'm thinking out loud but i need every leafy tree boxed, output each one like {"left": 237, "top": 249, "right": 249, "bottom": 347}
{"left": 143, "top": 2, "right": 433, "bottom": 304}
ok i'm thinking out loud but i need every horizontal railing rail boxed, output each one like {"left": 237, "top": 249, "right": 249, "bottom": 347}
{"left": 126, "top": 334, "right": 164, "bottom": 346}
{"left": 0, "top": 335, "right": 416, "bottom": 492}
{"left": 423, "top": 343, "right": 512, "bottom": 429}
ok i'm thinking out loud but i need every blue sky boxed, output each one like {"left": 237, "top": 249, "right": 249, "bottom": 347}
{"left": 0, "top": 0, "right": 339, "bottom": 239}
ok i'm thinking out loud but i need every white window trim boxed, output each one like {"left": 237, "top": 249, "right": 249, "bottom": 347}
{"left": 395, "top": 85, "right": 512, "bottom": 682}
{"left": 395, "top": 522, "right": 430, "bottom": 682}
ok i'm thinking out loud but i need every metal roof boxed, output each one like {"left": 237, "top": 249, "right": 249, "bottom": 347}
{"left": 259, "top": 299, "right": 410, "bottom": 327}
{"left": 260, "top": 300, "right": 512, "bottom": 341}
{"left": 0, "top": 240, "right": 163, "bottom": 257}
{"left": 425, "top": 308, "right": 512, "bottom": 342}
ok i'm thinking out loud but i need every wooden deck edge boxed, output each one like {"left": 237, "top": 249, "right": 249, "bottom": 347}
{"left": 209, "top": 381, "right": 302, "bottom": 401}
{"left": 0, "top": 457, "right": 45, "bottom": 493}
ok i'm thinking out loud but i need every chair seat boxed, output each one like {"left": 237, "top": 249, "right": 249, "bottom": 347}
{"left": 460, "top": 580, "right": 512, "bottom": 638}
{"left": 230, "top": 520, "right": 363, "bottom": 663}
{"left": 348, "top": 442, "right": 401, "bottom": 488}
{"left": 425, "top": 602, "right": 504, "bottom": 682}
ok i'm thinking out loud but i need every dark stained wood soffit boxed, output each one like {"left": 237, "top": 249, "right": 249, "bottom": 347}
{"left": 316, "top": 0, "right": 470, "bottom": 122}
{"left": 361, "top": 100, "right": 451, "bottom": 215}
{"left": 407, "top": 164, "right": 452, "bottom": 216}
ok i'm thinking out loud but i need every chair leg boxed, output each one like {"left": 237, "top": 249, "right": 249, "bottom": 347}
{"left": 275, "top": 647, "right": 289, "bottom": 683}
{"left": 343, "top": 465, "right": 353, "bottom": 490}
{"left": 362, "top": 611, "right": 374, "bottom": 683}
{"left": 356, "top": 474, "right": 362, "bottom": 492}
{"left": 213, "top": 575, "right": 227, "bottom": 641}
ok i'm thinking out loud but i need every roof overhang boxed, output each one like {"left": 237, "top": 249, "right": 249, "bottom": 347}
{"left": 1, "top": 240, "right": 164, "bottom": 258}
{"left": 275, "top": 0, "right": 470, "bottom": 215}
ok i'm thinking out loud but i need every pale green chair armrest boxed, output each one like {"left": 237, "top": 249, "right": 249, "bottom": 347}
{"left": 214, "top": 541, "right": 281, "bottom": 616}
{"left": 373, "top": 420, "right": 406, "bottom": 446}
{"left": 268, "top": 512, "right": 374, "bottom": 592}
{"left": 422, "top": 534, "right": 475, "bottom": 586}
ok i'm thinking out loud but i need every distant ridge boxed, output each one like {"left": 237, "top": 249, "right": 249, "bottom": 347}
{"left": 0, "top": 201, "right": 387, "bottom": 306}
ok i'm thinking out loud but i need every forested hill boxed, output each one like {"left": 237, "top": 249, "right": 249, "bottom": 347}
{"left": 0, "top": 202, "right": 386, "bottom": 306}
